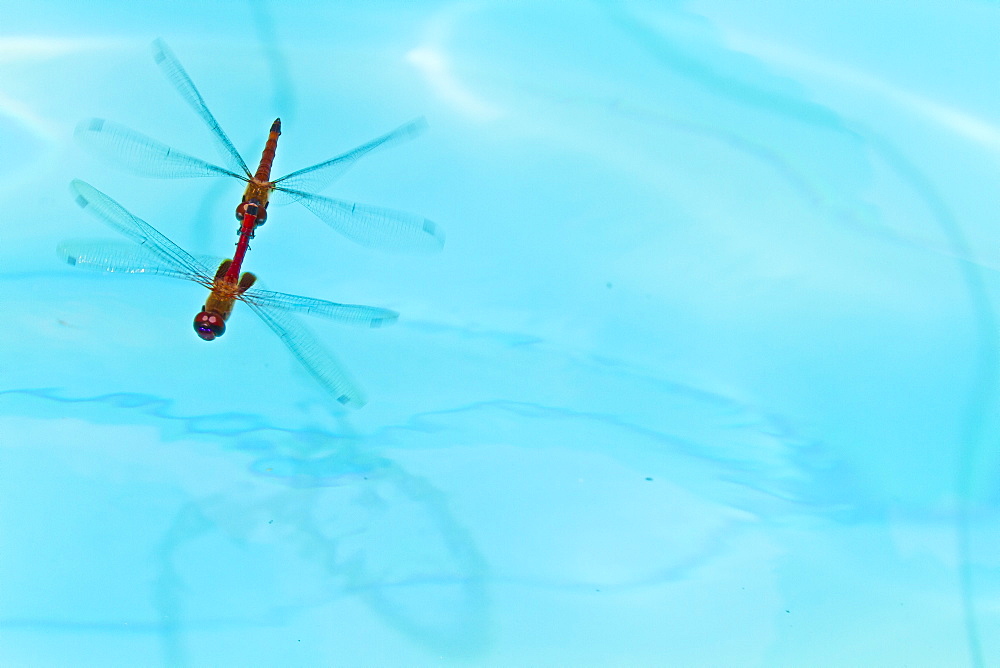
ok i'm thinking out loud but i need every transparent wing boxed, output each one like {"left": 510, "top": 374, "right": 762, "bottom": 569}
{"left": 57, "top": 240, "right": 210, "bottom": 287}
{"left": 284, "top": 189, "right": 445, "bottom": 253}
{"left": 151, "top": 38, "right": 252, "bottom": 178}
{"left": 241, "top": 288, "right": 399, "bottom": 328}
{"left": 242, "top": 298, "right": 367, "bottom": 408}
{"left": 271, "top": 118, "right": 428, "bottom": 198}
{"left": 69, "top": 179, "right": 213, "bottom": 278}
{"left": 75, "top": 118, "right": 244, "bottom": 181}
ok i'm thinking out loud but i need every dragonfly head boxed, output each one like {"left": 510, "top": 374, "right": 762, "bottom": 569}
{"left": 236, "top": 199, "right": 267, "bottom": 226}
{"left": 194, "top": 310, "right": 226, "bottom": 341}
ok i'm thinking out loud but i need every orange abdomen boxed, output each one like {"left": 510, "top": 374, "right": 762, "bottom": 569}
{"left": 253, "top": 118, "right": 282, "bottom": 182}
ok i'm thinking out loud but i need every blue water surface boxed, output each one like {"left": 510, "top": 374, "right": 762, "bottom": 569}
{"left": 2, "top": 1, "right": 1000, "bottom": 665}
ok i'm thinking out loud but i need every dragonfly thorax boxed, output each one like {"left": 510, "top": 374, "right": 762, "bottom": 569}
{"left": 239, "top": 178, "right": 273, "bottom": 226}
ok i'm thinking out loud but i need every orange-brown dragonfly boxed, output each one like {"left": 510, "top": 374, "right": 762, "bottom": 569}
{"left": 59, "top": 180, "right": 400, "bottom": 407}
{"left": 76, "top": 39, "right": 444, "bottom": 254}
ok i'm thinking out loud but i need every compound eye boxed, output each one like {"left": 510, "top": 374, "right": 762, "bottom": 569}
{"left": 193, "top": 311, "right": 225, "bottom": 340}
{"left": 236, "top": 201, "right": 266, "bottom": 225}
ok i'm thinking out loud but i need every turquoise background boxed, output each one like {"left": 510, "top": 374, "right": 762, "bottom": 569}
{"left": 2, "top": 1, "right": 999, "bottom": 665}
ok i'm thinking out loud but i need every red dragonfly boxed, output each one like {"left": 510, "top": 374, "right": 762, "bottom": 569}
{"left": 59, "top": 179, "right": 400, "bottom": 408}
{"left": 76, "top": 39, "right": 444, "bottom": 259}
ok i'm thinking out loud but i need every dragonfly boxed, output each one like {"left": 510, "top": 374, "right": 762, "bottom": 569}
{"left": 76, "top": 38, "right": 444, "bottom": 255}
{"left": 59, "top": 179, "right": 401, "bottom": 408}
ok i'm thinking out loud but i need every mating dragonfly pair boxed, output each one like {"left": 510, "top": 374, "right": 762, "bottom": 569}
{"left": 62, "top": 39, "right": 443, "bottom": 407}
